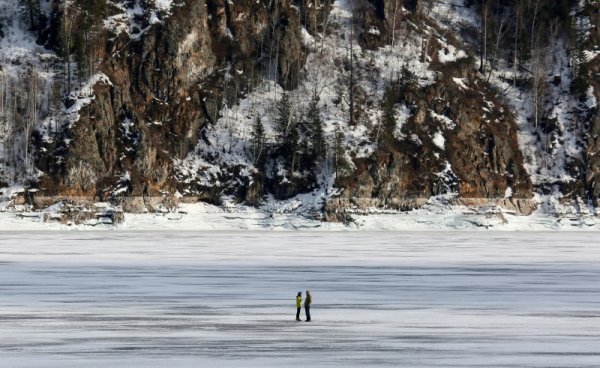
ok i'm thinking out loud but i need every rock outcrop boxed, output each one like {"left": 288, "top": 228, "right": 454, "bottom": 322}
{"left": 37, "top": 0, "right": 310, "bottom": 200}
{"left": 333, "top": 3, "right": 533, "bottom": 214}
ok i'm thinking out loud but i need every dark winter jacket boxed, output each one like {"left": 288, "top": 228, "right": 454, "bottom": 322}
{"left": 304, "top": 292, "right": 312, "bottom": 307}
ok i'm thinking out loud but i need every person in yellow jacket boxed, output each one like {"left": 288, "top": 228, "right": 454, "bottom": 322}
{"left": 295, "top": 291, "right": 302, "bottom": 321}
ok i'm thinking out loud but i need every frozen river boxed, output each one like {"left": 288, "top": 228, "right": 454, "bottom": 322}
{"left": 1, "top": 232, "right": 599, "bottom": 367}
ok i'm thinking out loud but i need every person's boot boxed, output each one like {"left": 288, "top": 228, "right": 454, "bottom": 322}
{"left": 296, "top": 317, "right": 301, "bottom": 321}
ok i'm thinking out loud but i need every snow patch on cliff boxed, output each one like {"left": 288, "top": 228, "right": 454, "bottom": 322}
{"left": 432, "top": 131, "right": 446, "bottom": 150}
{"left": 430, "top": 110, "right": 456, "bottom": 130}
{"left": 153, "top": 0, "right": 174, "bottom": 12}
{"left": 104, "top": 0, "right": 177, "bottom": 39}
{"left": 437, "top": 41, "right": 468, "bottom": 63}
{"left": 430, "top": 0, "right": 480, "bottom": 31}
{"left": 393, "top": 104, "right": 412, "bottom": 140}
{"left": 65, "top": 73, "right": 113, "bottom": 128}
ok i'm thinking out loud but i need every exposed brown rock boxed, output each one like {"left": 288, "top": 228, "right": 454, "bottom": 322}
{"left": 37, "top": 0, "right": 310, "bottom": 201}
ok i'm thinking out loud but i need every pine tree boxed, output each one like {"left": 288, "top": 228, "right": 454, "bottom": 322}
{"left": 306, "top": 95, "right": 325, "bottom": 161}
{"left": 287, "top": 124, "right": 300, "bottom": 172}
{"left": 50, "top": 81, "right": 62, "bottom": 134}
{"left": 382, "top": 84, "right": 397, "bottom": 140}
{"left": 400, "top": 66, "right": 418, "bottom": 89}
{"left": 76, "top": 0, "right": 107, "bottom": 29}
{"left": 273, "top": 93, "right": 301, "bottom": 171}
{"left": 333, "top": 125, "right": 349, "bottom": 185}
{"left": 18, "top": 0, "right": 42, "bottom": 30}
{"left": 59, "top": 3, "right": 80, "bottom": 94}
{"left": 274, "top": 92, "right": 292, "bottom": 145}
{"left": 250, "top": 116, "right": 265, "bottom": 165}
{"left": 74, "top": 32, "right": 86, "bottom": 83}
{"left": 570, "top": 12, "right": 589, "bottom": 95}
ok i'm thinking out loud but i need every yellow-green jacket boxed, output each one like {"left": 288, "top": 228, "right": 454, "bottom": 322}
{"left": 296, "top": 295, "right": 302, "bottom": 308}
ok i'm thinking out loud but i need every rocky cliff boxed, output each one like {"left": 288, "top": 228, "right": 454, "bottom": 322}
{"left": 35, "top": 0, "right": 309, "bottom": 199}
{"left": 1, "top": 0, "right": 599, "bottom": 220}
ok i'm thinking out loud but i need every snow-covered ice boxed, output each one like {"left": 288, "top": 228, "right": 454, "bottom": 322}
{"left": 1, "top": 232, "right": 599, "bottom": 367}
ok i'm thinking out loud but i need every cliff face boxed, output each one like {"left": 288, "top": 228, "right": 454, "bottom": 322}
{"left": 38, "top": 0, "right": 215, "bottom": 196}
{"left": 37, "top": 0, "right": 309, "bottom": 199}
{"left": 333, "top": 0, "right": 532, "bottom": 213}
{"left": 584, "top": 9, "right": 600, "bottom": 206}
{"left": 2, "top": 0, "right": 599, "bottom": 217}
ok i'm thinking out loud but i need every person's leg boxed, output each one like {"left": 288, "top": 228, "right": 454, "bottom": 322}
{"left": 296, "top": 307, "right": 301, "bottom": 321}
{"left": 305, "top": 306, "right": 311, "bottom": 321}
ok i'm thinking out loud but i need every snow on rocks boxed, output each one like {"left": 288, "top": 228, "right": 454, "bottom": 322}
{"left": 452, "top": 77, "right": 469, "bottom": 90}
{"left": 104, "top": 0, "right": 178, "bottom": 39}
{"left": 393, "top": 104, "right": 412, "bottom": 140}
{"left": 432, "top": 131, "right": 446, "bottom": 150}
{"left": 153, "top": 0, "right": 174, "bottom": 12}
{"left": 300, "top": 27, "right": 315, "bottom": 49}
{"left": 65, "top": 73, "right": 113, "bottom": 128}
{"left": 430, "top": 111, "right": 456, "bottom": 130}
{"left": 430, "top": 0, "right": 480, "bottom": 31}
{"left": 583, "top": 50, "right": 600, "bottom": 63}
{"left": 435, "top": 161, "right": 457, "bottom": 189}
{"left": 437, "top": 42, "right": 468, "bottom": 63}
{"left": 585, "top": 86, "right": 597, "bottom": 109}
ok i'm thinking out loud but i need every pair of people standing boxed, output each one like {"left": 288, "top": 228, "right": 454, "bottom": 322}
{"left": 296, "top": 290, "right": 312, "bottom": 321}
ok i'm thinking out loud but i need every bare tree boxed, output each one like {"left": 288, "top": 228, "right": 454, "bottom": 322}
{"left": 24, "top": 65, "right": 40, "bottom": 174}
{"left": 349, "top": 13, "right": 356, "bottom": 126}
{"left": 529, "top": 0, "right": 541, "bottom": 65}
{"left": 487, "top": 10, "right": 508, "bottom": 82}
{"left": 306, "top": 51, "right": 334, "bottom": 99}
{"left": 320, "top": 5, "right": 329, "bottom": 52}
{"left": 529, "top": 0, "right": 550, "bottom": 131}
{"left": 531, "top": 45, "right": 545, "bottom": 130}
{"left": 388, "top": 0, "right": 401, "bottom": 47}
{"left": 0, "top": 72, "right": 13, "bottom": 171}
{"left": 540, "top": 18, "right": 562, "bottom": 173}
{"left": 548, "top": 18, "right": 562, "bottom": 74}
{"left": 480, "top": 0, "right": 489, "bottom": 72}
{"left": 60, "top": 2, "right": 79, "bottom": 94}
{"left": 513, "top": 0, "right": 523, "bottom": 89}
{"left": 311, "top": 0, "right": 319, "bottom": 50}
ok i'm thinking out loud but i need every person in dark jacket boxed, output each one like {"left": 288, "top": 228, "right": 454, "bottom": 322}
{"left": 296, "top": 291, "right": 302, "bottom": 321}
{"left": 304, "top": 290, "right": 312, "bottom": 321}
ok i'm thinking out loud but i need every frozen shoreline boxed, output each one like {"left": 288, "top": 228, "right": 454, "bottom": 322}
{"left": 1, "top": 200, "right": 599, "bottom": 231}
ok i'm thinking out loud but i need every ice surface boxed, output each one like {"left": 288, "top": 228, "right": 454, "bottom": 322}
{"left": 0, "top": 232, "right": 599, "bottom": 367}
